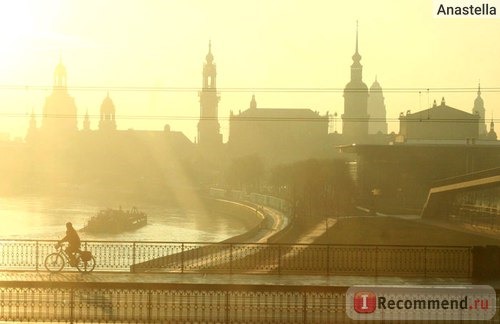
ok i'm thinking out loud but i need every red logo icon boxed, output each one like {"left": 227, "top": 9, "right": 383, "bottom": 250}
{"left": 354, "top": 291, "right": 377, "bottom": 313}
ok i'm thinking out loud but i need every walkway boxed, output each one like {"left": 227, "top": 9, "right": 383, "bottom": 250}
{"left": 0, "top": 271, "right": 483, "bottom": 288}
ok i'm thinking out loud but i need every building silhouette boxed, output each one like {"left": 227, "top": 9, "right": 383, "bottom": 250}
{"left": 228, "top": 95, "right": 329, "bottom": 164}
{"left": 367, "top": 77, "right": 388, "bottom": 134}
{"left": 487, "top": 118, "right": 497, "bottom": 140}
{"left": 398, "top": 98, "right": 479, "bottom": 142}
{"left": 472, "top": 84, "right": 487, "bottom": 136}
{"left": 99, "top": 93, "right": 117, "bottom": 131}
{"left": 197, "top": 41, "right": 222, "bottom": 149}
{"left": 342, "top": 22, "right": 369, "bottom": 143}
{"left": 13, "top": 39, "right": 497, "bottom": 197}
{"left": 40, "top": 58, "right": 78, "bottom": 142}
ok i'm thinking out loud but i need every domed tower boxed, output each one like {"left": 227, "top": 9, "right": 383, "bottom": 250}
{"left": 472, "top": 83, "right": 487, "bottom": 135}
{"left": 487, "top": 117, "right": 497, "bottom": 140}
{"left": 197, "top": 41, "right": 222, "bottom": 148}
{"left": 342, "top": 22, "right": 369, "bottom": 142}
{"left": 98, "top": 92, "right": 116, "bottom": 131}
{"left": 41, "top": 58, "right": 78, "bottom": 136}
{"left": 367, "top": 77, "right": 387, "bottom": 134}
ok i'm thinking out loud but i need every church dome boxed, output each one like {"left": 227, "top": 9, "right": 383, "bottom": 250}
{"left": 344, "top": 80, "right": 368, "bottom": 91}
{"left": 370, "top": 78, "right": 382, "bottom": 91}
{"left": 100, "top": 93, "right": 115, "bottom": 114}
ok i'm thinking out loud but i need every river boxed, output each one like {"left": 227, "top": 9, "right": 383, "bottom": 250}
{"left": 0, "top": 195, "right": 248, "bottom": 242}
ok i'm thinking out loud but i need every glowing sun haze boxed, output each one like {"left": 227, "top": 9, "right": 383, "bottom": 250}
{"left": 0, "top": 0, "right": 499, "bottom": 141}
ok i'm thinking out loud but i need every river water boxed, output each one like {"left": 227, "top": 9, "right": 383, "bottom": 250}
{"left": 0, "top": 195, "right": 248, "bottom": 242}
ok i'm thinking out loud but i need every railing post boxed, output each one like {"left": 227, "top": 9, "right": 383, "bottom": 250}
{"left": 132, "top": 242, "right": 136, "bottom": 273}
{"left": 303, "top": 292, "right": 307, "bottom": 323}
{"left": 229, "top": 243, "right": 233, "bottom": 274}
{"left": 147, "top": 290, "right": 152, "bottom": 322}
{"left": 225, "top": 291, "right": 230, "bottom": 324}
{"left": 181, "top": 243, "right": 185, "bottom": 274}
{"left": 278, "top": 244, "right": 281, "bottom": 275}
{"left": 469, "top": 247, "right": 473, "bottom": 278}
{"left": 424, "top": 246, "right": 427, "bottom": 278}
{"left": 69, "top": 288, "right": 74, "bottom": 324}
{"left": 326, "top": 245, "right": 330, "bottom": 276}
{"left": 35, "top": 241, "right": 39, "bottom": 272}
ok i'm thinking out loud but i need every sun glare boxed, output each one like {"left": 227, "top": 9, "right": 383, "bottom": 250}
{"left": 0, "top": 1, "right": 60, "bottom": 71}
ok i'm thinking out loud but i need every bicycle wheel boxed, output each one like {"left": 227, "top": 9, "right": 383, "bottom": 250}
{"left": 44, "top": 253, "right": 65, "bottom": 272}
{"left": 76, "top": 255, "right": 96, "bottom": 273}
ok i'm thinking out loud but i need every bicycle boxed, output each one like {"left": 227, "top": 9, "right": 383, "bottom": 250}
{"left": 44, "top": 243, "right": 96, "bottom": 273}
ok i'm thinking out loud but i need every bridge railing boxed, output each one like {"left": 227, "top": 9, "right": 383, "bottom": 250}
{"left": 0, "top": 239, "right": 472, "bottom": 277}
{"left": 0, "top": 281, "right": 497, "bottom": 323}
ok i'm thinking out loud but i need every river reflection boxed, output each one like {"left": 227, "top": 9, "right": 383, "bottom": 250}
{"left": 0, "top": 195, "right": 247, "bottom": 242}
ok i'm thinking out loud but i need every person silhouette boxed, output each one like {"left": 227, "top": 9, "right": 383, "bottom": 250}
{"left": 58, "top": 222, "right": 81, "bottom": 266}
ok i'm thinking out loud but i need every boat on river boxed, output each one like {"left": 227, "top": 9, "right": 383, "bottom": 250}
{"left": 83, "top": 207, "right": 147, "bottom": 233}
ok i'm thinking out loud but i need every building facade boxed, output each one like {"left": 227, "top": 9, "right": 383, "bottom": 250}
{"left": 398, "top": 98, "right": 479, "bottom": 142}
{"left": 228, "top": 95, "right": 329, "bottom": 164}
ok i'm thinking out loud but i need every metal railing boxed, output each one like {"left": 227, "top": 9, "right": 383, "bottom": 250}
{"left": 0, "top": 239, "right": 472, "bottom": 277}
{"left": 0, "top": 281, "right": 497, "bottom": 323}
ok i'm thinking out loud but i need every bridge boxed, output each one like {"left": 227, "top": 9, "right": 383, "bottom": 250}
{"left": 0, "top": 192, "right": 499, "bottom": 322}
{"left": 0, "top": 239, "right": 499, "bottom": 322}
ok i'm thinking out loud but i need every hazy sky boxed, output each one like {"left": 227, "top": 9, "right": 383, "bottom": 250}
{"left": 0, "top": 0, "right": 499, "bottom": 141}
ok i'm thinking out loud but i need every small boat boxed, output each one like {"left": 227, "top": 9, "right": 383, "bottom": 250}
{"left": 83, "top": 207, "right": 147, "bottom": 233}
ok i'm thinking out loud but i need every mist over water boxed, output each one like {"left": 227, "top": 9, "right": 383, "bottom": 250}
{"left": 0, "top": 195, "right": 247, "bottom": 242}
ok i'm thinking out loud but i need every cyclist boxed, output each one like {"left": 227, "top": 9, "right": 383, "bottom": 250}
{"left": 58, "top": 222, "right": 81, "bottom": 266}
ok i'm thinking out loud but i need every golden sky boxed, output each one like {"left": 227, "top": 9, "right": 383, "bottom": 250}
{"left": 0, "top": 0, "right": 499, "bottom": 141}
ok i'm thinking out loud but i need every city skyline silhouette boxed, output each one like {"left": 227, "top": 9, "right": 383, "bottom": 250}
{"left": 0, "top": 1, "right": 498, "bottom": 142}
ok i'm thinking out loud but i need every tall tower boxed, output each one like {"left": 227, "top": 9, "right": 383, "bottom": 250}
{"left": 197, "top": 41, "right": 222, "bottom": 147}
{"left": 472, "top": 83, "right": 487, "bottom": 135}
{"left": 487, "top": 118, "right": 497, "bottom": 140}
{"left": 41, "top": 58, "right": 78, "bottom": 136}
{"left": 367, "top": 77, "right": 388, "bottom": 134}
{"left": 342, "top": 22, "right": 369, "bottom": 142}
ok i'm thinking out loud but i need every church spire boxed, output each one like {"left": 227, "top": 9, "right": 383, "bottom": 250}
{"left": 473, "top": 81, "right": 487, "bottom": 135}
{"left": 487, "top": 113, "right": 497, "bottom": 140}
{"left": 352, "top": 20, "right": 361, "bottom": 64}
{"left": 203, "top": 40, "right": 216, "bottom": 89}
{"left": 206, "top": 40, "right": 214, "bottom": 64}
{"left": 342, "top": 21, "right": 369, "bottom": 141}
{"left": 355, "top": 20, "right": 359, "bottom": 53}
{"left": 350, "top": 21, "right": 362, "bottom": 82}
